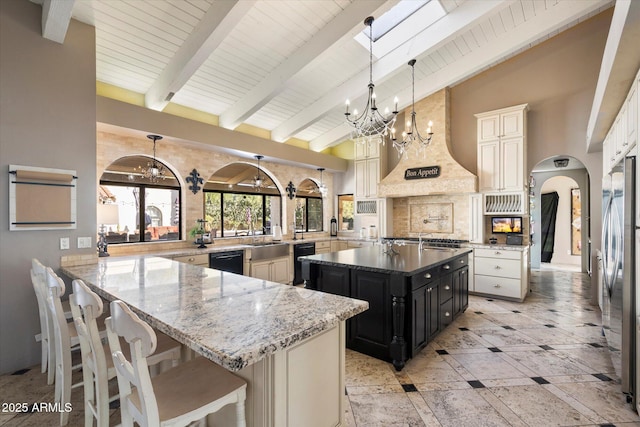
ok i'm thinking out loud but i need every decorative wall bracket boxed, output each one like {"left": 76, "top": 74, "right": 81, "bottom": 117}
{"left": 286, "top": 181, "right": 296, "bottom": 199}
{"left": 186, "top": 169, "right": 203, "bottom": 194}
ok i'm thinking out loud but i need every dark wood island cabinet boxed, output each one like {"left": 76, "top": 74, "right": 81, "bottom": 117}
{"left": 301, "top": 245, "right": 470, "bottom": 370}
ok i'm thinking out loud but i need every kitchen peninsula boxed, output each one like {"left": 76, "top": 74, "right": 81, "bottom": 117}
{"left": 62, "top": 256, "right": 368, "bottom": 427}
{"left": 301, "top": 244, "right": 471, "bottom": 370}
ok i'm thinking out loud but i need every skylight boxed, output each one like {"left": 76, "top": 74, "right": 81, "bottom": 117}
{"left": 354, "top": 0, "right": 447, "bottom": 59}
{"left": 367, "top": 0, "right": 429, "bottom": 42}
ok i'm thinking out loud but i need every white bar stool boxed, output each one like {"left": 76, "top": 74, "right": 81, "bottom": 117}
{"left": 71, "top": 279, "right": 182, "bottom": 427}
{"left": 106, "top": 300, "right": 247, "bottom": 427}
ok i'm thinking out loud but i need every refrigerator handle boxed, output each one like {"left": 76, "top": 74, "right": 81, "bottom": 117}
{"left": 610, "top": 199, "right": 623, "bottom": 292}
{"left": 601, "top": 194, "right": 613, "bottom": 292}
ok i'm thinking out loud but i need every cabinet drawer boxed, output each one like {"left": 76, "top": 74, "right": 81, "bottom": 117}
{"left": 474, "top": 275, "right": 521, "bottom": 299}
{"left": 347, "top": 240, "right": 372, "bottom": 248}
{"left": 316, "top": 241, "right": 330, "bottom": 249}
{"left": 411, "top": 269, "right": 439, "bottom": 290}
{"left": 475, "top": 257, "right": 521, "bottom": 279}
{"left": 173, "top": 254, "right": 209, "bottom": 266}
{"left": 440, "top": 255, "right": 468, "bottom": 272}
{"left": 440, "top": 298, "right": 453, "bottom": 328}
{"left": 474, "top": 248, "right": 521, "bottom": 260}
{"left": 439, "top": 280, "right": 453, "bottom": 303}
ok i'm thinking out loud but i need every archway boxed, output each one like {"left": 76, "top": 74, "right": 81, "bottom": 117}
{"left": 530, "top": 156, "right": 590, "bottom": 273}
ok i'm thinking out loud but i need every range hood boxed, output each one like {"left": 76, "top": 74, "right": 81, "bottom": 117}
{"left": 378, "top": 89, "right": 476, "bottom": 198}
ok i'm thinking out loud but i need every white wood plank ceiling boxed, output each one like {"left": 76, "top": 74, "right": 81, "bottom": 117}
{"left": 42, "top": 0, "right": 613, "bottom": 152}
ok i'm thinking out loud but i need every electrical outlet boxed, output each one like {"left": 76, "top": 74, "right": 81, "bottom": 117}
{"left": 60, "top": 237, "right": 70, "bottom": 250}
{"left": 77, "top": 237, "right": 92, "bottom": 249}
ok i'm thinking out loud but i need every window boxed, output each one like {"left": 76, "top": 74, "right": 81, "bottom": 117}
{"left": 204, "top": 163, "right": 282, "bottom": 238}
{"left": 338, "top": 194, "right": 354, "bottom": 231}
{"left": 99, "top": 156, "right": 181, "bottom": 243}
{"left": 295, "top": 179, "right": 323, "bottom": 232}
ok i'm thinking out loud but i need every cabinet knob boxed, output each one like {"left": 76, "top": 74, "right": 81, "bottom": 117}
{"left": 444, "top": 285, "right": 450, "bottom": 291}
{"left": 445, "top": 311, "right": 450, "bottom": 317}
{"left": 460, "top": 259, "right": 465, "bottom": 264}
{"left": 494, "top": 265, "right": 501, "bottom": 269}
{"left": 443, "top": 264, "right": 450, "bottom": 270}
{"left": 493, "top": 284, "right": 501, "bottom": 288}
{"left": 424, "top": 273, "right": 432, "bottom": 279}
{"left": 188, "top": 257, "right": 195, "bottom": 262}
{"left": 494, "top": 251, "right": 501, "bottom": 255}
{"left": 616, "top": 150, "right": 622, "bottom": 155}
{"left": 427, "top": 288, "right": 432, "bottom": 293}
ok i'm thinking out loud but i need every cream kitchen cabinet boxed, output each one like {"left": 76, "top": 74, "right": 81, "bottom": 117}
{"left": 472, "top": 246, "right": 529, "bottom": 301}
{"left": 330, "top": 241, "right": 348, "bottom": 252}
{"left": 171, "top": 253, "right": 209, "bottom": 267}
{"left": 355, "top": 158, "right": 379, "bottom": 199}
{"left": 476, "top": 104, "right": 528, "bottom": 192}
{"left": 250, "top": 256, "right": 290, "bottom": 284}
{"left": 315, "top": 240, "right": 331, "bottom": 254}
{"left": 354, "top": 139, "right": 380, "bottom": 160}
{"left": 347, "top": 240, "right": 375, "bottom": 249}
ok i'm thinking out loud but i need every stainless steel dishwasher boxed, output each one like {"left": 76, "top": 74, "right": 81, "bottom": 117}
{"left": 293, "top": 242, "right": 315, "bottom": 285}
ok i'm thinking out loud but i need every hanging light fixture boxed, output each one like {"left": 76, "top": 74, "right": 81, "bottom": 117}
{"left": 345, "top": 16, "right": 398, "bottom": 146}
{"left": 253, "top": 155, "right": 264, "bottom": 190}
{"left": 391, "top": 59, "right": 434, "bottom": 158}
{"left": 142, "top": 134, "right": 166, "bottom": 182}
{"left": 317, "top": 167, "right": 328, "bottom": 197}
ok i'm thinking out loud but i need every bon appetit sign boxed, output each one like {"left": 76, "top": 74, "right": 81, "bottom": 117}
{"left": 404, "top": 165, "right": 441, "bottom": 180}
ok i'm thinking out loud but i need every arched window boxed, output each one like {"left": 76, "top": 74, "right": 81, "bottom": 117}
{"left": 295, "top": 179, "right": 323, "bottom": 232}
{"left": 99, "top": 156, "right": 181, "bottom": 243}
{"left": 203, "top": 163, "right": 282, "bottom": 238}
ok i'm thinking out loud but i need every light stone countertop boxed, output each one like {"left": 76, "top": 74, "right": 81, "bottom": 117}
{"left": 61, "top": 255, "right": 368, "bottom": 371}
{"left": 467, "top": 243, "right": 529, "bottom": 251}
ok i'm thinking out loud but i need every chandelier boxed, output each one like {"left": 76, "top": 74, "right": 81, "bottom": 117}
{"left": 253, "top": 155, "right": 264, "bottom": 190}
{"left": 142, "top": 134, "right": 166, "bottom": 182}
{"left": 391, "top": 59, "right": 433, "bottom": 158}
{"left": 345, "top": 16, "right": 398, "bottom": 145}
{"left": 317, "top": 167, "right": 328, "bottom": 197}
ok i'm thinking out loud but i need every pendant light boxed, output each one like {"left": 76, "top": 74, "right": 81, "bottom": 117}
{"left": 345, "top": 16, "right": 398, "bottom": 146}
{"left": 391, "top": 59, "right": 434, "bottom": 158}
{"left": 253, "top": 155, "right": 264, "bottom": 190}
{"left": 142, "top": 134, "right": 166, "bottom": 182}
{"left": 317, "top": 167, "right": 328, "bottom": 197}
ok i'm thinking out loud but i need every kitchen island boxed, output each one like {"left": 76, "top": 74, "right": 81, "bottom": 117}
{"left": 62, "top": 256, "right": 368, "bottom": 427}
{"left": 300, "top": 244, "right": 471, "bottom": 370}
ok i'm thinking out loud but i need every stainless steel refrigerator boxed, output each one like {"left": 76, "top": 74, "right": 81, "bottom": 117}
{"left": 602, "top": 154, "right": 637, "bottom": 408}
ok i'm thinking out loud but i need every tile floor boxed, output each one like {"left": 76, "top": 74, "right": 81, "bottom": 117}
{"left": 1, "top": 268, "right": 639, "bottom": 426}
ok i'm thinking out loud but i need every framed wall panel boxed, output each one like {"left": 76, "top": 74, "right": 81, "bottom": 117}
{"left": 9, "top": 164, "right": 77, "bottom": 231}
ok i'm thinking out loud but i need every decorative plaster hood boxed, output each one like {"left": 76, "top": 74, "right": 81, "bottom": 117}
{"left": 378, "top": 89, "right": 476, "bottom": 198}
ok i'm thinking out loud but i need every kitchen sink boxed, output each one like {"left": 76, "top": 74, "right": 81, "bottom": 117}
{"left": 248, "top": 242, "right": 289, "bottom": 260}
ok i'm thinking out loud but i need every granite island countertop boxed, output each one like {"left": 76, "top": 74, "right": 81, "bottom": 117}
{"left": 299, "top": 245, "right": 472, "bottom": 275}
{"left": 61, "top": 255, "right": 368, "bottom": 371}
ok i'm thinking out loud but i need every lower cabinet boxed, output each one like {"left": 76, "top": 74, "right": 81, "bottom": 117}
{"left": 330, "top": 240, "right": 348, "bottom": 252}
{"left": 411, "top": 282, "right": 439, "bottom": 356}
{"left": 472, "top": 247, "right": 528, "bottom": 301}
{"left": 250, "top": 256, "right": 290, "bottom": 284}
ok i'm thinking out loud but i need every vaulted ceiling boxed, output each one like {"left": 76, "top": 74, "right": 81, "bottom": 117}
{"left": 38, "top": 0, "right": 613, "bottom": 153}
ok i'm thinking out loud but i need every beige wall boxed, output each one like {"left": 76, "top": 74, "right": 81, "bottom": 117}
{"left": 0, "top": 1, "right": 97, "bottom": 374}
{"left": 449, "top": 9, "right": 612, "bottom": 256}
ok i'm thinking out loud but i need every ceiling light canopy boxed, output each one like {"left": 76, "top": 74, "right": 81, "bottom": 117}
{"left": 345, "top": 16, "right": 398, "bottom": 146}
{"left": 391, "top": 59, "right": 434, "bottom": 158}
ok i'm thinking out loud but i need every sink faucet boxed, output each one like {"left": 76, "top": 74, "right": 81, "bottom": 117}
{"left": 418, "top": 232, "right": 424, "bottom": 251}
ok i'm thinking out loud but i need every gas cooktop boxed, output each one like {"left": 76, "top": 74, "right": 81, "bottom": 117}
{"left": 381, "top": 237, "right": 469, "bottom": 248}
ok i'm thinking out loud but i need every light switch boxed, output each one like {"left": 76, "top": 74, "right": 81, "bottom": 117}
{"left": 77, "top": 237, "right": 92, "bottom": 249}
{"left": 60, "top": 237, "right": 70, "bottom": 250}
